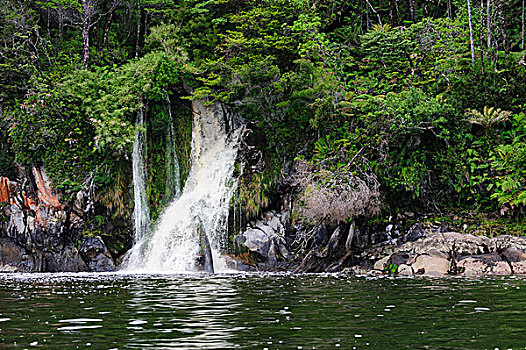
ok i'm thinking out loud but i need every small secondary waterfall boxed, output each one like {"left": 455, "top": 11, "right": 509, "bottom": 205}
{"left": 124, "top": 100, "right": 240, "bottom": 273}
{"left": 131, "top": 109, "right": 150, "bottom": 250}
{"left": 165, "top": 94, "right": 181, "bottom": 201}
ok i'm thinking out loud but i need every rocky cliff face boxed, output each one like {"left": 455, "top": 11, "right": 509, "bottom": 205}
{"left": 0, "top": 166, "right": 115, "bottom": 272}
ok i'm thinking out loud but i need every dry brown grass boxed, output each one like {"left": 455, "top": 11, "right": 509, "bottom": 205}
{"left": 295, "top": 159, "right": 382, "bottom": 225}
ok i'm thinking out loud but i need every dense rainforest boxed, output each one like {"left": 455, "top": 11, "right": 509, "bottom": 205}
{"left": 1, "top": 0, "right": 525, "bottom": 264}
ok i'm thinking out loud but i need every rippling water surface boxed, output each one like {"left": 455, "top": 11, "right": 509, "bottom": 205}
{"left": 1, "top": 273, "right": 526, "bottom": 349}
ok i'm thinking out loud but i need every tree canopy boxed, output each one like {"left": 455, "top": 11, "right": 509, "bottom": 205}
{"left": 1, "top": 0, "right": 525, "bottom": 227}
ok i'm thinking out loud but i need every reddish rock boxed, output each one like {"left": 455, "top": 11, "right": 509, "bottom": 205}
{"left": 458, "top": 252, "right": 512, "bottom": 276}
{"left": 32, "top": 167, "right": 61, "bottom": 209}
{"left": 22, "top": 191, "right": 37, "bottom": 210}
{"left": 36, "top": 206, "right": 50, "bottom": 226}
{"left": 0, "top": 177, "right": 10, "bottom": 203}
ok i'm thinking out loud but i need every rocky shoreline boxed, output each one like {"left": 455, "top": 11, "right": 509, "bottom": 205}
{"left": 352, "top": 232, "right": 526, "bottom": 277}
{"left": 234, "top": 210, "right": 526, "bottom": 277}
{"left": 2, "top": 166, "right": 526, "bottom": 277}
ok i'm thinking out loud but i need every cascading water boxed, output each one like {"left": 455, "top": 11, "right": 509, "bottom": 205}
{"left": 124, "top": 100, "right": 241, "bottom": 273}
{"left": 130, "top": 108, "right": 150, "bottom": 256}
{"left": 165, "top": 94, "right": 181, "bottom": 201}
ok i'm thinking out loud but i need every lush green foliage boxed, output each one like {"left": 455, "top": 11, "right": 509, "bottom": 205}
{"left": 1, "top": 0, "right": 525, "bottom": 235}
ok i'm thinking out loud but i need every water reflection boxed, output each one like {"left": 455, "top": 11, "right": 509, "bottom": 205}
{"left": 124, "top": 275, "right": 242, "bottom": 349}
{"left": 1, "top": 273, "right": 526, "bottom": 349}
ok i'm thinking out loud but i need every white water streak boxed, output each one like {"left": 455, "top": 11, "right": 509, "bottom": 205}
{"left": 124, "top": 101, "right": 240, "bottom": 273}
{"left": 165, "top": 94, "right": 181, "bottom": 200}
{"left": 131, "top": 109, "right": 150, "bottom": 246}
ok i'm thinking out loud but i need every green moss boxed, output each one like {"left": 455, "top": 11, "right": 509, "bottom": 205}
{"left": 146, "top": 96, "right": 192, "bottom": 222}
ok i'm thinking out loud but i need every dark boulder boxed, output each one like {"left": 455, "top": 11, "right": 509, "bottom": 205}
{"left": 79, "top": 236, "right": 116, "bottom": 272}
{"left": 44, "top": 244, "right": 88, "bottom": 272}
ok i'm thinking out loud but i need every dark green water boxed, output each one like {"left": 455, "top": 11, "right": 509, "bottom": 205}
{"left": 0, "top": 273, "right": 525, "bottom": 349}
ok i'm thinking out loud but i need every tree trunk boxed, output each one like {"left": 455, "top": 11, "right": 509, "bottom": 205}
{"left": 480, "top": 0, "right": 485, "bottom": 70}
{"left": 394, "top": 0, "right": 401, "bottom": 24}
{"left": 101, "top": 11, "right": 114, "bottom": 53}
{"left": 366, "top": 3, "right": 370, "bottom": 31}
{"left": 495, "top": 0, "right": 509, "bottom": 56}
{"left": 46, "top": 8, "right": 51, "bottom": 38}
{"left": 135, "top": 0, "right": 141, "bottom": 58}
{"left": 389, "top": 0, "right": 394, "bottom": 25}
{"left": 409, "top": 0, "right": 416, "bottom": 21}
{"left": 82, "top": 20, "right": 90, "bottom": 67}
{"left": 522, "top": 0, "right": 525, "bottom": 50}
{"left": 58, "top": 6, "right": 63, "bottom": 49}
{"left": 487, "top": 0, "right": 491, "bottom": 49}
{"left": 468, "top": 0, "right": 476, "bottom": 65}
{"left": 80, "top": 0, "right": 93, "bottom": 68}
{"left": 143, "top": 10, "right": 148, "bottom": 47}
{"left": 365, "top": 0, "right": 383, "bottom": 27}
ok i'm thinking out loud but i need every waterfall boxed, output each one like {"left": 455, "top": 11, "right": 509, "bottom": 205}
{"left": 127, "top": 108, "right": 151, "bottom": 267}
{"left": 165, "top": 94, "right": 181, "bottom": 201}
{"left": 124, "top": 100, "right": 241, "bottom": 273}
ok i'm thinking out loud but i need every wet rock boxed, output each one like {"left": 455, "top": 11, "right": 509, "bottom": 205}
{"left": 0, "top": 238, "right": 26, "bottom": 267}
{"left": 511, "top": 261, "right": 526, "bottom": 275}
{"left": 239, "top": 214, "right": 291, "bottom": 269}
{"left": 0, "top": 169, "right": 122, "bottom": 273}
{"left": 8, "top": 204, "right": 25, "bottom": 236}
{"left": 281, "top": 211, "right": 292, "bottom": 237}
{"left": 238, "top": 210, "right": 292, "bottom": 266}
{"left": 44, "top": 245, "right": 88, "bottom": 272}
{"left": 223, "top": 254, "right": 256, "bottom": 272}
{"left": 327, "top": 225, "right": 346, "bottom": 255}
{"left": 27, "top": 216, "right": 35, "bottom": 232}
{"left": 268, "top": 240, "right": 278, "bottom": 265}
{"left": 395, "top": 232, "right": 490, "bottom": 258}
{"left": 314, "top": 225, "right": 329, "bottom": 246}
{"left": 457, "top": 252, "right": 512, "bottom": 276}
{"left": 275, "top": 236, "right": 289, "bottom": 260}
{"left": 366, "top": 269, "right": 384, "bottom": 276}
{"left": 344, "top": 222, "right": 355, "bottom": 252}
{"left": 353, "top": 226, "right": 371, "bottom": 250}
{"left": 79, "top": 236, "right": 115, "bottom": 272}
